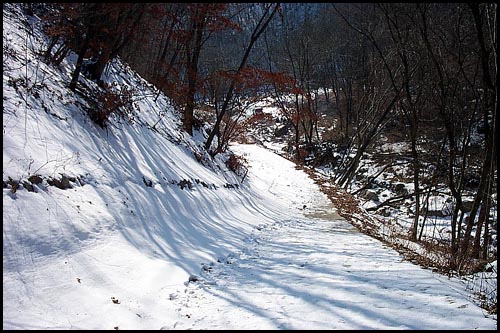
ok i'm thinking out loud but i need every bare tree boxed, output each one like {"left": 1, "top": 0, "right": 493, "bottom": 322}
{"left": 204, "top": 3, "right": 280, "bottom": 156}
{"left": 332, "top": 4, "right": 403, "bottom": 189}
{"left": 377, "top": 3, "right": 425, "bottom": 240}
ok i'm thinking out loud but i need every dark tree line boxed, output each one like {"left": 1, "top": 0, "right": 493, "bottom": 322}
{"left": 297, "top": 3, "right": 495, "bottom": 272}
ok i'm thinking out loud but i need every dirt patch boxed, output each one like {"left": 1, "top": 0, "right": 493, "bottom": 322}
{"left": 305, "top": 208, "right": 342, "bottom": 221}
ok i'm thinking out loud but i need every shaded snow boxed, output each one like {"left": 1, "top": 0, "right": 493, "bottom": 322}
{"left": 3, "top": 4, "right": 496, "bottom": 330}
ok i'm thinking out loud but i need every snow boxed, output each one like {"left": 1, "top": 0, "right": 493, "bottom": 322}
{"left": 168, "top": 144, "right": 496, "bottom": 330}
{"left": 3, "top": 4, "right": 497, "bottom": 330}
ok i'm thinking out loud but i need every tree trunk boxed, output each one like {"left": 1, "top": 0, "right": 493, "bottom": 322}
{"left": 88, "top": 46, "right": 112, "bottom": 84}
{"left": 410, "top": 126, "right": 420, "bottom": 240}
{"left": 69, "top": 33, "right": 91, "bottom": 91}
{"left": 471, "top": 176, "right": 491, "bottom": 259}
{"left": 458, "top": 114, "right": 495, "bottom": 264}
{"left": 183, "top": 13, "right": 205, "bottom": 136}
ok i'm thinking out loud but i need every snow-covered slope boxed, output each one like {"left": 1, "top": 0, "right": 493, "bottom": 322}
{"left": 3, "top": 4, "right": 496, "bottom": 330}
{"left": 2, "top": 4, "right": 318, "bottom": 329}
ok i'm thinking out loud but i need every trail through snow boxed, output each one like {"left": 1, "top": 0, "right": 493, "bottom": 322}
{"left": 2, "top": 4, "right": 496, "bottom": 329}
{"left": 168, "top": 144, "right": 496, "bottom": 330}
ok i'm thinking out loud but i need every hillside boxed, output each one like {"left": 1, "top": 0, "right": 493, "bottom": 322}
{"left": 3, "top": 3, "right": 496, "bottom": 329}
{"left": 3, "top": 3, "right": 340, "bottom": 328}
{"left": 2, "top": 4, "right": 302, "bottom": 328}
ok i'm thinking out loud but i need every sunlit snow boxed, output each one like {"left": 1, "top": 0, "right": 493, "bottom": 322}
{"left": 3, "top": 4, "right": 496, "bottom": 330}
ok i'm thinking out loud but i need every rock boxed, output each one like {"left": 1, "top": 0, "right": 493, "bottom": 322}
{"left": 60, "top": 174, "right": 72, "bottom": 189}
{"left": 142, "top": 176, "right": 153, "bottom": 187}
{"left": 22, "top": 180, "right": 35, "bottom": 192}
{"left": 360, "top": 189, "right": 379, "bottom": 201}
{"left": 7, "top": 177, "right": 20, "bottom": 194}
{"left": 394, "top": 183, "right": 408, "bottom": 196}
{"left": 48, "top": 175, "right": 73, "bottom": 189}
{"left": 188, "top": 275, "right": 200, "bottom": 283}
{"left": 47, "top": 177, "right": 60, "bottom": 188}
{"left": 201, "top": 264, "right": 212, "bottom": 272}
{"left": 28, "top": 174, "right": 43, "bottom": 184}
{"left": 178, "top": 179, "right": 192, "bottom": 190}
{"left": 274, "top": 125, "right": 288, "bottom": 137}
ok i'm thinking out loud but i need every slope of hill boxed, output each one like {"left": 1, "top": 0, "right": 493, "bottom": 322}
{"left": 3, "top": 4, "right": 496, "bottom": 329}
{"left": 2, "top": 4, "right": 316, "bottom": 328}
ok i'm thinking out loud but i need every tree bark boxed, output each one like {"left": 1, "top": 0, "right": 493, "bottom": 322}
{"left": 69, "top": 33, "right": 91, "bottom": 91}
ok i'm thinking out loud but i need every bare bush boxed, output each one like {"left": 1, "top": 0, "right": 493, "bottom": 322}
{"left": 87, "top": 84, "right": 135, "bottom": 128}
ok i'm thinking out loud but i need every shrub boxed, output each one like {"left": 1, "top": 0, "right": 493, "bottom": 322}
{"left": 88, "top": 84, "right": 135, "bottom": 128}
{"left": 225, "top": 153, "right": 247, "bottom": 177}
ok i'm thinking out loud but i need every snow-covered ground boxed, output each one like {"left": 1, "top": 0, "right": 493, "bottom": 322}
{"left": 168, "top": 144, "right": 497, "bottom": 330}
{"left": 2, "top": 3, "right": 497, "bottom": 330}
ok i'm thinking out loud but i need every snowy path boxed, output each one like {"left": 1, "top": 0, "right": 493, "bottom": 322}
{"left": 169, "top": 144, "right": 495, "bottom": 330}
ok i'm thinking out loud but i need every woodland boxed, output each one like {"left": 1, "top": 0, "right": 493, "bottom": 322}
{"left": 22, "top": 2, "right": 497, "bottom": 311}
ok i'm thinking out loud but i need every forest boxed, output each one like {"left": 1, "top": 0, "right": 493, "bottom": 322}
{"left": 31, "top": 2, "right": 496, "bottom": 304}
